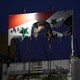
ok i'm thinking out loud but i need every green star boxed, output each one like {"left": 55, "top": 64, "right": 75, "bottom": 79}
{"left": 51, "top": 19, "right": 58, "bottom": 25}
{"left": 20, "top": 27, "right": 29, "bottom": 36}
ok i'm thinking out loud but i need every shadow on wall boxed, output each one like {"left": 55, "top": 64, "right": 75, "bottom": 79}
{"left": 0, "top": 33, "right": 8, "bottom": 62}
{"left": 0, "top": 33, "right": 16, "bottom": 62}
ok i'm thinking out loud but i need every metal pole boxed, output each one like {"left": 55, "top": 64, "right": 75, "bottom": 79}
{"left": 70, "top": 9, "right": 74, "bottom": 80}
{"left": 40, "top": 37, "right": 49, "bottom": 70}
{"left": 15, "top": 38, "right": 22, "bottom": 62}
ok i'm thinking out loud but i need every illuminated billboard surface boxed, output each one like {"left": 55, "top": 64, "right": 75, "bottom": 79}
{"left": 8, "top": 10, "right": 72, "bottom": 62}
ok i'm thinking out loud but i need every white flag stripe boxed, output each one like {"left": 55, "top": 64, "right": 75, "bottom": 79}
{"left": 46, "top": 10, "right": 72, "bottom": 28}
{"left": 8, "top": 20, "right": 37, "bottom": 46}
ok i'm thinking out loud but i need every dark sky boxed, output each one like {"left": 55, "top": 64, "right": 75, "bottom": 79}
{"left": 0, "top": 0, "right": 80, "bottom": 61}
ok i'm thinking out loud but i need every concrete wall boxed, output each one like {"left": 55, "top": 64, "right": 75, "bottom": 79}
{"left": 72, "top": 59, "right": 80, "bottom": 80}
{"left": 2, "top": 60, "right": 70, "bottom": 80}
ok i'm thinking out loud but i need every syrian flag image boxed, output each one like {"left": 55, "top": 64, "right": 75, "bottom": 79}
{"left": 8, "top": 10, "right": 72, "bottom": 46}
{"left": 8, "top": 13, "right": 38, "bottom": 46}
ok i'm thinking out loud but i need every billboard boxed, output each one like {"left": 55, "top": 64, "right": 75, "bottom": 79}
{"left": 8, "top": 10, "right": 72, "bottom": 62}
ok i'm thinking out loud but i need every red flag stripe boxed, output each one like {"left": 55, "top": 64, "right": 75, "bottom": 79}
{"left": 8, "top": 11, "right": 55, "bottom": 29}
{"left": 35, "top": 11, "right": 54, "bottom": 21}
{"left": 9, "top": 14, "right": 36, "bottom": 29}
